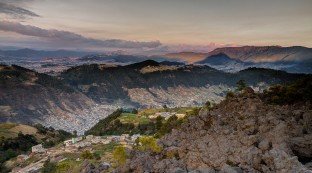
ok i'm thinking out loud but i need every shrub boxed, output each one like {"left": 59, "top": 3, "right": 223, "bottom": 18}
{"left": 262, "top": 77, "right": 312, "bottom": 105}
{"left": 236, "top": 79, "right": 247, "bottom": 91}
{"left": 81, "top": 150, "right": 93, "bottom": 160}
{"left": 113, "top": 146, "right": 127, "bottom": 165}
{"left": 186, "top": 107, "right": 200, "bottom": 117}
{"left": 56, "top": 161, "right": 71, "bottom": 172}
{"left": 226, "top": 91, "right": 235, "bottom": 99}
{"left": 42, "top": 160, "right": 57, "bottom": 173}
{"left": 136, "top": 136, "right": 162, "bottom": 153}
{"left": 204, "top": 101, "right": 211, "bottom": 109}
{"left": 93, "top": 152, "right": 101, "bottom": 160}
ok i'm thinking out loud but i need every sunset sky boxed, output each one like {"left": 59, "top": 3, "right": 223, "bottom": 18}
{"left": 0, "top": 0, "right": 312, "bottom": 54}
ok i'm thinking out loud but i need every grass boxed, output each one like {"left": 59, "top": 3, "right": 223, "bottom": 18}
{"left": 0, "top": 123, "right": 18, "bottom": 138}
{"left": 139, "top": 107, "right": 197, "bottom": 116}
{"left": 57, "top": 142, "right": 119, "bottom": 173}
{"left": 0, "top": 123, "right": 38, "bottom": 139}
{"left": 118, "top": 113, "right": 150, "bottom": 125}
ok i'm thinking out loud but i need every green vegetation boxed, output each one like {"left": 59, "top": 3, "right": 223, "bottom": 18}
{"left": 42, "top": 159, "right": 57, "bottom": 173}
{"left": 87, "top": 107, "right": 201, "bottom": 138}
{"left": 226, "top": 91, "right": 235, "bottom": 99}
{"left": 262, "top": 77, "right": 312, "bottom": 105}
{"left": 236, "top": 79, "right": 247, "bottom": 91}
{"left": 81, "top": 150, "right": 93, "bottom": 159}
{"left": 155, "top": 115, "right": 184, "bottom": 138}
{"left": 0, "top": 123, "right": 18, "bottom": 139}
{"left": 86, "top": 109, "right": 123, "bottom": 136}
{"left": 0, "top": 132, "right": 38, "bottom": 171}
{"left": 33, "top": 124, "right": 73, "bottom": 148}
{"left": 136, "top": 136, "right": 162, "bottom": 153}
{"left": 0, "top": 123, "right": 72, "bottom": 172}
{"left": 113, "top": 146, "right": 127, "bottom": 165}
{"left": 118, "top": 113, "right": 150, "bottom": 125}
{"left": 139, "top": 107, "right": 196, "bottom": 117}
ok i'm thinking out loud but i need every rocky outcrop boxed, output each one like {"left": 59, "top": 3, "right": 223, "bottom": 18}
{"left": 120, "top": 89, "right": 312, "bottom": 172}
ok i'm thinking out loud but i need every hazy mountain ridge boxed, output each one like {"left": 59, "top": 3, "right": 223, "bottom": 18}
{"left": 0, "top": 48, "right": 92, "bottom": 59}
{"left": 194, "top": 46, "right": 312, "bottom": 73}
{"left": 209, "top": 46, "right": 312, "bottom": 62}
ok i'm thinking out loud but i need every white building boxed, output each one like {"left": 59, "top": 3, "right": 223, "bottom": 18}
{"left": 31, "top": 144, "right": 45, "bottom": 153}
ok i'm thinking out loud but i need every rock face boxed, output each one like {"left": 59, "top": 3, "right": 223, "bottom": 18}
{"left": 120, "top": 91, "right": 312, "bottom": 172}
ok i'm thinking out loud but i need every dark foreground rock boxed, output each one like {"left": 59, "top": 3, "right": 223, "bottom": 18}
{"left": 117, "top": 90, "right": 312, "bottom": 173}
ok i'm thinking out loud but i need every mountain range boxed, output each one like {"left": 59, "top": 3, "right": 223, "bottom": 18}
{"left": 1, "top": 46, "right": 312, "bottom": 74}
{"left": 0, "top": 60, "right": 309, "bottom": 134}
{"left": 163, "top": 46, "right": 312, "bottom": 73}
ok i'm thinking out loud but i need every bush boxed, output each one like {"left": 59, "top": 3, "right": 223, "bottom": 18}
{"left": 226, "top": 91, "right": 235, "bottom": 99}
{"left": 81, "top": 150, "right": 93, "bottom": 160}
{"left": 42, "top": 160, "right": 57, "bottom": 173}
{"left": 93, "top": 152, "right": 101, "bottom": 160}
{"left": 113, "top": 146, "right": 127, "bottom": 165}
{"left": 204, "top": 101, "right": 211, "bottom": 109}
{"left": 262, "top": 77, "right": 312, "bottom": 105}
{"left": 136, "top": 136, "right": 162, "bottom": 153}
{"left": 56, "top": 161, "right": 71, "bottom": 172}
{"left": 236, "top": 79, "right": 247, "bottom": 91}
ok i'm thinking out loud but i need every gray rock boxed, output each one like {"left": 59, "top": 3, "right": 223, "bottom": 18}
{"left": 170, "top": 167, "right": 187, "bottom": 173}
{"left": 258, "top": 139, "right": 270, "bottom": 151}
{"left": 98, "top": 162, "right": 111, "bottom": 171}
{"left": 189, "top": 168, "right": 216, "bottom": 173}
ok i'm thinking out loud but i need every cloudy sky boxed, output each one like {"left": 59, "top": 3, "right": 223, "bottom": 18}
{"left": 0, "top": 0, "right": 311, "bottom": 54}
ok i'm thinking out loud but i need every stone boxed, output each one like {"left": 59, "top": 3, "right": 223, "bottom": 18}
{"left": 98, "top": 162, "right": 111, "bottom": 171}
{"left": 220, "top": 164, "right": 243, "bottom": 173}
{"left": 258, "top": 139, "right": 270, "bottom": 151}
{"left": 120, "top": 94, "right": 312, "bottom": 173}
{"left": 189, "top": 168, "right": 216, "bottom": 173}
{"left": 171, "top": 167, "right": 187, "bottom": 173}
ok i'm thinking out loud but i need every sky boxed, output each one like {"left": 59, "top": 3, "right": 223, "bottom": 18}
{"left": 0, "top": 0, "right": 312, "bottom": 54}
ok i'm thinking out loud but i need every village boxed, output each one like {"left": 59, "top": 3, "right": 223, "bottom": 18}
{"left": 6, "top": 108, "right": 192, "bottom": 173}
{"left": 11, "top": 134, "right": 141, "bottom": 173}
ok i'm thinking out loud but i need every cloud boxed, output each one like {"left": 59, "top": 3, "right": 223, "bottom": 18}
{"left": 0, "top": 1, "right": 39, "bottom": 19}
{"left": 0, "top": 21, "right": 162, "bottom": 49}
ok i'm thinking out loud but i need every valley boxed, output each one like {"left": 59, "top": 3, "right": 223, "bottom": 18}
{"left": 0, "top": 59, "right": 306, "bottom": 135}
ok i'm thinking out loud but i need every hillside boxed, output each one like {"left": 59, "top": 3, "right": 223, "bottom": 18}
{"left": 0, "top": 123, "right": 73, "bottom": 172}
{"left": 118, "top": 78, "right": 312, "bottom": 172}
{"left": 0, "top": 64, "right": 115, "bottom": 134}
{"left": 0, "top": 61, "right": 309, "bottom": 135}
{"left": 61, "top": 60, "right": 304, "bottom": 107}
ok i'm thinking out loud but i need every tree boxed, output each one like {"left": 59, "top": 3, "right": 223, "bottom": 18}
{"left": 236, "top": 79, "right": 247, "bottom": 91}
{"left": 113, "top": 146, "right": 127, "bottom": 165}
{"left": 155, "top": 116, "right": 163, "bottom": 130}
{"left": 205, "top": 101, "right": 211, "bottom": 108}
{"left": 73, "top": 130, "right": 77, "bottom": 137}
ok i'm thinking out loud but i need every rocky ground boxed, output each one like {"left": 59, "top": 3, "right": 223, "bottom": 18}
{"left": 118, "top": 88, "right": 312, "bottom": 173}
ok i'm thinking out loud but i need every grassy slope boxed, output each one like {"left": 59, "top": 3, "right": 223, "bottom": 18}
{"left": 118, "top": 113, "right": 150, "bottom": 125}
{"left": 0, "top": 123, "right": 37, "bottom": 139}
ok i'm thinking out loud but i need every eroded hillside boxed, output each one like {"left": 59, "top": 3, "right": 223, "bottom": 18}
{"left": 117, "top": 78, "right": 312, "bottom": 172}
